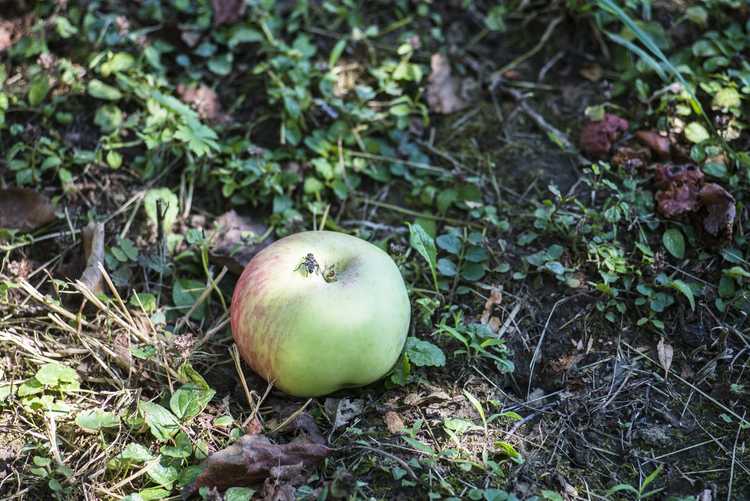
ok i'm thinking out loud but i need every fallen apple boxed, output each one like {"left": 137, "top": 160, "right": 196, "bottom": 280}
{"left": 230, "top": 230, "right": 411, "bottom": 397}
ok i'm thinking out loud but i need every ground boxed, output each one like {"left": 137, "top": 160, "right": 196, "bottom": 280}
{"left": 1, "top": 1, "right": 749, "bottom": 500}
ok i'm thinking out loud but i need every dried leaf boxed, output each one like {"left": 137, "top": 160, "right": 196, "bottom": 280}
{"left": 209, "top": 211, "right": 272, "bottom": 274}
{"left": 657, "top": 338, "right": 673, "bottom": 375}
{"left": 698, "top": 183, "right": 736, "bottom": 240}
{"left": 654, "top": 164, "right": 704, "bottom": 189}
{"left": 0, "top": 188, "right": 57, "bottom": 231}
{"left": 79, "top": 222, "right": 105, "bottom": 294}
{"left": 384, "top": 411, "right": 405, "bottom": 434}
{"left": 0, "top": 14, "right": 34, "bottom": 52}
{"left": 245, "top": 416, "right": 263, "bottom": 436}
{"left": 212, "top": 0, "right": 247, "bottom": 27}
{"left": 426, "top": 53, "right": 469, "bottom": 114}
{"left": 480, "top": 288, "right": 502, "bottom": 325}
{"left": 183, "top": 414, "right": 329, "bottom": 497}
{"left": 635, "top": 130, "right": 671, "bottom": 160}
{"left": 656, "top": 183, "right": 701, "bottom": 218}
{"left": 579, "top": 63, "right": 603, "bottom": 82}
{"left": 177, "top": 84, "right": 228, "bottom": 123}
{"left": 579, "top": 113, "right": 629, "bottom": 159}
{"left": 325, "top": 398, "right": 363, "bottom": 432}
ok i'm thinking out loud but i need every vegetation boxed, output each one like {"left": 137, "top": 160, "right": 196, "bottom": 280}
{"left": 0, "top": 0, "right": 748, "bottom": 499}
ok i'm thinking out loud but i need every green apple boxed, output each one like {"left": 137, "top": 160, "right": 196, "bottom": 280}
{"left": 230, "top": 230, "right": 411, "bottom": 397}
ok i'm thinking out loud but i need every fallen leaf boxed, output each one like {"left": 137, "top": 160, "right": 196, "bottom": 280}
{"left": 656, "top": 183, "right": 701, "bottom": 218}
{"left": 183, "top": 414, "right": 329, "bottom": 497}
{"left": 177, "top": 84, "right": 228, "bottom": 123}
{"left": 326, "top": 398, "right": 363, "bottom": 432}
{"left": 480, "top": 288, "right": 502, "bottom": 325}
{"left": 579, "top": 113, "right": 629, "bottom": 159}
{"left": 654, "top": 163, "right": 704, "bottom": 189}
{"left": 209, "top": 211, "right": 272, "bottom": 274}
{"left": 657, "top": 337, "right": 673, "bottom": 375}
{"left": 611, "top": 145, "right": 651, "bottom": 170}
{"left": 635, "top": 130, "right": 671, "bottom": 160}
{"left": 384, "top": 411, "right": 405, "bottom": 434}
{"left": 698, "top": 183, "right": 736, "bottom": 239}
{"left": 245, "top": 416, "right": 263, "bottom": 436}
{"left": 78, "top": 222, "right": 106, "bottom": 293}
{"left": 0, "top": 14, "right": 34, "bottom": 52}
{"left": 0, "top": 188, "right": 57, "bottom": 231}
{"left": 426, "top": 53, "right": 469, "bottom": 114}
{"left": 579, "top": 63, "right": 602, "bottom": 82}
{"left": 212, "top": 0, "right": 246, "bottom": 27}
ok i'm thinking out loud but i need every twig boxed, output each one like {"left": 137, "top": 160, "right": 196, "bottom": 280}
{"left": 727, "top": 411, "right": 746, "bottom": 501}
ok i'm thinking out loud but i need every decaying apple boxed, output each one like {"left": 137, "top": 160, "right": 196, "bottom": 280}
{"left": 230, "top": 231, "right": 411, "bottom": 397}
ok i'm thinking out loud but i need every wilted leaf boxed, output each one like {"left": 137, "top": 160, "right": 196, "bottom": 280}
{"left": 698, "top": 183, "right": 735, "bottom": 240}
{"left": 384, "top": 411, "right": 405, "bottom": 434}
{"left": 183, "top": 414, "right": 329, "bottom": 497}
{"left": 635, "top": 130, "right": 670, "bottom": 160}
{"left": 657, "top": 337, "right": 673, "bottom": 375}
{"left": 212, "top": 0, "right": 247, "bottom": 26}
{"left": 209, "top": 211, "right": 272, "bottom": 274}
{"left": 79, "top": 222, "right": 105, "bottom": 293}
{"left": 0, "top": 188, "right": 56, "bottom": 231}
{"left": 426, "top": 53, "right": 469, "bottom": 114}
{"left": 480, "top": 288, "right": 502, "bottom": 325}
{"left": 177, "top": 84, "right": 228, "bottom": 123}
{"left": 579, "top": 113, "right": 629, "bottom": 159}
{"left": 654, "top": 164, "right": 704, "bottom": 189}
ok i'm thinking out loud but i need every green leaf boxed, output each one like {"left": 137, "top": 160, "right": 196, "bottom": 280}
{"left": 147, "top": 462, "right": 179, "bottom": 489}
{"left": 724, "top": 266, "right": 750, "bottom": 279}
{"left": 174, "top": 120, "right": 219, "bottom": 157}
{"left": 108, "top": 443, "right": 153, "bottom": 470}
{"left": 88, "top": 79, "right": 122, "bottom": 101}
{"left": 684, "top": 122, "right": 710, "bottom": 144}
{"left": 495, "top": 440, "right": 523, "bottom": 463}
{"left": 225, "top": 487, "right": 256, "bottom": 501}
{"left": 436, "top": 233, "right": 462, "bottom": 254}
{"left": 28, "top": 76, "right": 50, "bottom": 106}
{"left": 140, "top": 401, "right": 180, "bottom": 441}
{"left": 443, "top": 418, "right": 480, "bottom": 434}
{"left": 402, "top": 436, "right": 435, "bottom": 455}
{"left": 662, "top": 228, "right": 685, "bottom": 259}
{"left": 35, "top": 363, "right": 79, "bottom": 387}
{"left": 101, "top": 53, "right": 135, "bottom": 77}
{"left": 408, "top": 223, "right": 438, "bottom": 292}
{"left": 437, "top": 257, "right": 457, "bottom": 277}
{"left": 670, "top": 280, "right": 695, "bottom": 311}
{"left": 172, "top": 279, "right": 206, "bottom": 320}
{"left": 329, "top": 39, "right": 347, "bottom": 68}
{"left": 170, "top": 383, "right": 215, "bottom": 422}
{"left": 213, "top": 415, "right": 234, "bottom": 427}
{"left": 404, "top": 337, "right": 445, "bottom": 367}
{"left": 137, "top": 487, "right": 170, "bottom": 500}
{"left": 75, "top": 409, "right": 120, "bottom": 433}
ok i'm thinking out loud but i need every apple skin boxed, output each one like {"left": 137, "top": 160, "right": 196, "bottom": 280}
{"left": 230, "top": 230, "right": 411, "bottom": 397}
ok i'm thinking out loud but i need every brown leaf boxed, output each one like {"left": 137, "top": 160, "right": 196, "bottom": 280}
{"left": 656, "top": 183, "right": 701, "bottom": 218}
{"left": 211, "top": 0, "right": 246, "bottom": 27}
{"left": 635, "top": 130, "right": 671, "bottom": 160}
{"left": 0, "top": 188, "right": 56, "bottom": 231}
{"left": 183, "top": 414, "right": 329, "bottom": 497}
{"left": 0, "top": 14, "right": 34, "bottom": 52}
{"left": 480, "top": 288, "right": 502, "bottom": 325}
{"left": 209, "top": 211, "right": 272, "bottom": 274}
{"left": 657, "top": 338, "right": 673, "bottom": 375}
{"left": 579, "top": 113, "right": 629, "bottom": 159}
{"left": 78, "top": 222, "right": 105, "bottom": 294}
{"left": 426, "top": 53, "right": 469, "bottom": 114}
{"left": 698, "top": 183, "right": 736, "bottom": 239}
{"left": 245, "top": 416, "right": 263, "bottom": 436}
{"left": 384, "top": 411, "right": 405, "bottom": 434}
{"left": 611, "top": 145, "right": 651, "bottom": 171}
{"left": 325, "top": 398, "right": 363, "bottom": 432}
{"left": 579, "top": 63, "right": 603, "bottom": 82}
{"left": 177, "top": 84, "right": 228, "bottom": 123}
{"left": 654, "top": 163, "right": 704, "bottom": 189}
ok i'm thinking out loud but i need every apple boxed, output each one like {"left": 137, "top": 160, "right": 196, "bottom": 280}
{"left": 230, "top": 230, "right": 411, "bottom": 397}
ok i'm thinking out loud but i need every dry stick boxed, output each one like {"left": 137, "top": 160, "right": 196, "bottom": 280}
{"left": 623, "top": 341, "right": 750, "bottom": 427}
{"left": 353, "top": 195, "right": 482, "bottom": 228}
{"left": 230, "top": 344, "right": 256, "bottom": 412}
{"left": 247, "top": 381, "right": 274, "bottom": 429}
{"left": 270, "top": 398, "right": 314, "bottom": 434}
{"left": 527, "top": 295, "right": 584, "bottom": 398}
{"left": 109, "top": 458, "right": 160, "bottom": 491}
{"left": 99, "top": 263, "right": 138, "bottom": 330}
{"left": 727, "top": 411, "right": 746, "bottom": 501}
{"left": 489, "top": 15, "right": 564, "bottom": 87}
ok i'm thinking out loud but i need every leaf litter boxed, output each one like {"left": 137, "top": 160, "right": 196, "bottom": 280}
{"left": 0, "top": 188, "right": 57, "bottom": 231}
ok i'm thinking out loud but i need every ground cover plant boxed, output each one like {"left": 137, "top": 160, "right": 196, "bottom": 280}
{"left": 0, "top": 0, "right": 749, "bottom": 499}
